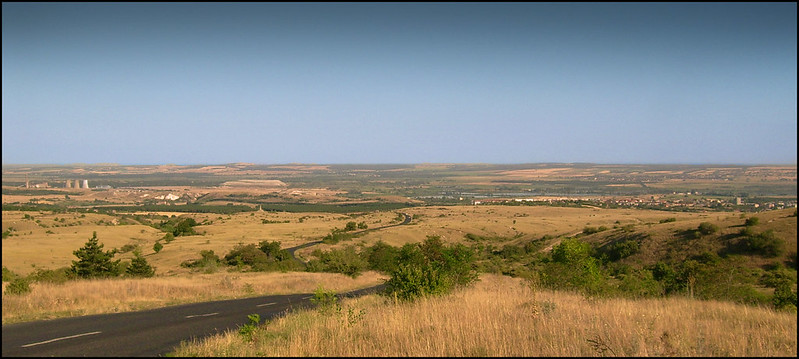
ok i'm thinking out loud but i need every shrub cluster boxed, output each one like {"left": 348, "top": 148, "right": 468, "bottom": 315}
{"left": 152, "top": 217, "right": 199, "bottom": 237}
{"left": 538, "top": 238, "right": 607, "bottom": 296}
{"left": 741, "top": 229, "right": 785, "bottom": 257}
{"left": 384, "top": 236, "right": 479, "bottom": 301}
{"left": 582, "top": 226, "right": 609, "bottom": 235}
{"left": 306, "top": 245, "right": 368, "bottom": 278}
{"left": 181, "top": 249, "right": 222, "bottom": 273}
{"left": 697, "top": 222, "right": 719, "bottom": 235}
{"left": 223, "top": 241, "right": 300, "bottom": 272}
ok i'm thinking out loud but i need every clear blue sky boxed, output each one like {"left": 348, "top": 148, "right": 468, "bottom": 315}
{"left": 2, "top": 2, "right": 796, "bottom": 165}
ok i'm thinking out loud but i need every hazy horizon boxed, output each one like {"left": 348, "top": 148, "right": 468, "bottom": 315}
{"left": 3, "top": 3, "right": 797, "bottom": 165}
{"left": 2, "top": 161, "right": 797, "bottom": 167}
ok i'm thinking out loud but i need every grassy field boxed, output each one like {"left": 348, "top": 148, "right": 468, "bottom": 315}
{"left": 172, "top": 274, "right": 797, "bottom": 357}
{"left": 4, "top": 206, "right": 794, "bottom": 277}
{"left": 1, "top": 209, "right": 398, "bottom": 276}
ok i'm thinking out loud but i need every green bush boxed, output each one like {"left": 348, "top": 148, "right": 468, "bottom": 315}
{"left": 321, "top": 230, "right": 355, "bottom": 244}
{"left": 743, "top": 230, "right": 785, "bottom": 257}
{"left": 772, "top": 280, "right": 797, "bottom": 311}
{"left": 28, "top": 266, "right": 74, "bottom": 284}
{"left": 310, "top": 286, "right": 340, "bottom": 315}
{"left": 697, "top": 222, "right": 719, "bottom": 235}
{"left": 4, "top": 277, "right": 31, "bottom": 295}
{"left": 173, "top": 218, "right": 198, "bottom": 236}
{"left": 180, "top": 250, "right": 221, "bottom": 269}
{"left": 306, "top": 245, "right": 367, "bottom": 278}
{"left": 224, "top": 244, "right": 269, "bottom": 267}
{"left": 384, "top": 236, "right": 478, "bottom": 301}
{"left": 541, "top": 238, "right": 607, "bottom": 296}
{"left": 603, "top": 239, "right": 640, "bottom": 262}
{"left": 679, "top": 256, "right": 769, "bottom": 305}
{"left": 153, "top": 241, "right": 163, "bottom": 253}
{"left": 759, "top": 263, "right": 797, "bottom": 288}
{"left": 257, "top": 240, "right": 290, "bottom": 261}
{"left": 362, "top": 241, "right": 399, "bottom": 274}
{"left": 739, "top": 226, "right": 755, "bottom": 237}
{"left": 181, "top": 250, "right": 223, "bottom": 273}
{"left": 499, "top": 244, "right": 524, "bottom": 261}
{"left": 126, "top": 251, "right": 155, "bottom": 277}
{"left": 238, "top": 314, "right": 261, "bottom": 342}
{"left": 615, "top": 268, "right": 664, "bottom": 298}
{"left": 583, "top": 226, "right": 608, "bottom": 235}
{"left": 118, "top": 243, "right": 139, "bottom": 253}
{"left": 744, "top": 217, "right": 759, "bottom": 226}
{"left": 2, "top": 266, "right": 18, "bottom": 282}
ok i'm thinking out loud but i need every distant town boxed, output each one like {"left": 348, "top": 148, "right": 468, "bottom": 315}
{"left": 472, "top": 194, "right": 797, "bottom": 212}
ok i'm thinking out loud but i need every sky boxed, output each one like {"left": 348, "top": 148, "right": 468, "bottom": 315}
{"left": 2, "top": 2, "right": 797, "bottom": 165}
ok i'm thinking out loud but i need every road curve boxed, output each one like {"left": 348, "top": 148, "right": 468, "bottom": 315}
{"left": 285, "top": 212, "right": 411, "bottom": 261}
{"left": 2, "top": 284, "right": 385, "bottom": 357}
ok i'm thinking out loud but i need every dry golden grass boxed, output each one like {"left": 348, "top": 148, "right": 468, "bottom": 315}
{"left": 1, "top": 210, "right": 398, "bottom": 276}
{"left": 335, "top": 205, "right": 710, "bottom": 251}
{"left": 173, "top": 274, "right": 797, "bottom": 357}
{"left": 4, "top": 206, "right": 746, "bottom": 277}
{"left": 1, "top": 271, "right": 386, "bottom": 324}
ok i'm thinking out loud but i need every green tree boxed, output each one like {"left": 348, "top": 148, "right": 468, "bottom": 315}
{"left": 173, "top": 218, "right": 197, "bottom": 236}
{"left": 70, "top": 231, "right": 121, "bottom": 278}
{"left": 126, "top": 250, "right": 155, "bottom": 277}
{"left": 344, "top": 221, "right": 358, "bottom": 231}
{"left": 698, "top": 222, "right": 719, "bottom": 235}
{"left": 258, "top": 240, "right": 290, "bottom": 261}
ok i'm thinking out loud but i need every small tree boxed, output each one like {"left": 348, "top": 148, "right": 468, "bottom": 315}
{"left": 126, "top": 250, "right": 155, "bottom": 277}
{"left": 745, "top": 217, "right": 759, "bottom": 226}
{"left": 71, "top": 231, "right": 121, "bottom": 278}
{"left": 697, "top": 222, "right": 719, "bottom": 236}
{"left": 153, "top": 241, "right": 163, "bottom": 253}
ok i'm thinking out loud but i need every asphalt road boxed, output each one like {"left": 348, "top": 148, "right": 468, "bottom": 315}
{"left": 2, "top": 284, "right": 385, "bottom": 357}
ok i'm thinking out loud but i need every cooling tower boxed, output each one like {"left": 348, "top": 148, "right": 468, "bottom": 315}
{"left": 66, "top": 180, "right": 72, "bottom": 188}
{"left": 82, "top": 180, "right": 89, "bottom": 189}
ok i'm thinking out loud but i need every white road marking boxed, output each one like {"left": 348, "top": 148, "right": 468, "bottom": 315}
{"left": 185, "top": 312, "right": 219, "bottom": 319}
{"left": 256, "top": 302, "right": 277, "bottom": 307}
{"left": 21, "top": 331, "right": 102, "bottom": 348}
{"left": 302, "top": 296, "right": 312, "bottom": 299}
